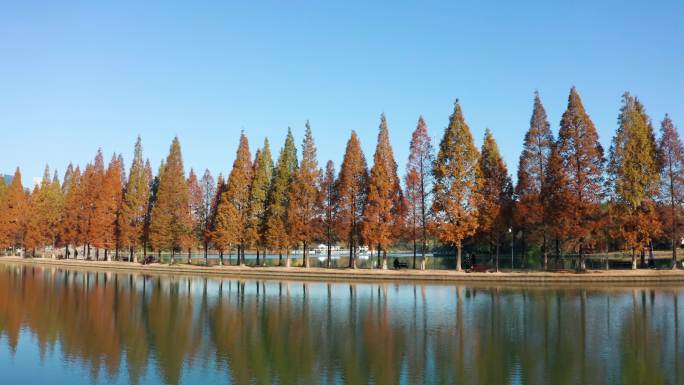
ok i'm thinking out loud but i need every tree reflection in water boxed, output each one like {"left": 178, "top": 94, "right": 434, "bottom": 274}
{"left": 0, "top": 264, "right": 682, "bottom": 385}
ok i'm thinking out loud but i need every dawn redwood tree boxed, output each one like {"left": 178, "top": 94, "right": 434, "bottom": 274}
{"left": 608, "top": 93, "right": 661, "bottom": 269}
{"left": 208, "top": 174, "right": 228, "bottom": 264}
{"left": 320, "top": 160, "right": 338, "bottom": 268}
{"left": 81, "top": 150, "right": 106, "bottom": 259}
{"left": 120, "top": 137, "right": 150, "bottom": 262}
{"left": 336, "top": 131, "right": 368, "bottom": 269}
{"left": 557, "top": 87, "right": 605, "bottom": 271}
{"left": 658, "top": 114, "right": 684, "bottom": 268}
{"left": 288, "top": 122, "right": 322, "bottom": 268}
{"left": 477, "top": 129, "right": 513, "bottom": 272}
{"left": 265, "top": 128, "right": 298, "bottom": 266}
{"left": 187, "top": 168, "right": 203, "bottom": 263}
{"left": 199, "top": 169, "right": 215, "bottom": 264}
{"left": 216, "top": 133, "right": 253, "bottom": 266}
{"left": 405, "top": 115, "right": 434, "bottom": 269}
{"left": 542, "top": 144, "right": 572, "bottom": 262}
{"left": 431, "top": 100, "right": 483, "bottom": 271}
{"left": 514, "top": 92, "right": 554, "bottom": 268}
{"left": 362, "top": 114, "right": 404, "bottom": 269}
{"left": 58, "top": 164, "right": 80, "bottom": 258}
{"left": 149, "top": 137, "right": 193, "bottom": 263}
{"left": 101, "top": 154, "right": 124, "bottom": 261}
{"left": 246, "top": 139, "right": 273, "bottom": 266}
{"left": 142, "top": 159, "right": 154, "bottom": 256}
{"left": 23, "top": 185, "right": 41, "bottom": 256}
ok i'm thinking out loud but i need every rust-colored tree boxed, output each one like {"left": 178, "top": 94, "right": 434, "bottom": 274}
{"left": 288, "top": 122, "right": 322, "bottom": 268}
{"left": 557, "top": 87, "right": 605, "bottom": 271}
{"left": 215, "top": 133, "right": 253, "bottom": 266}
{"left": 514, "top": 92, "right": 555, "bottom": 268}
{"left": 149, "top": 137, "right": 193, "bottom": 263}
{"left": 405, "top": 115, "right": 434, "bottom": 269}
{"left": 100, "top": 154, "right": 124, "bottom": 261}
{"left": 608, "top": 93, "right": 661, "bottom": 269}
{"left": 58, "top": 164, "right": 83, "bottom": 258}
{"left": 658, "top": 114, "right": 684, "bottom": 268}
{"left": 477, "top": 129, "right": 513, "bottom": 272}
{"left": 362, "top": 114, "right": 404, "bottom": 269}
{"left": 336, "top": 131, "right": 368, "bottom": 269}
{"left": 81, "top": 150, "right": 105, "bottom": 259}
{"left": 208, "top": 174, "right": 227, "bottom": 264}
{"left": 431, "top": 100, "right": 483, "bottom": 271}
{"left": 542, "top": 144, "right": 572, "bottom": 263}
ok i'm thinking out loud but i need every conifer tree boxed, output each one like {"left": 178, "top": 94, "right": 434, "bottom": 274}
{"left": 44, "top": 168, "right": 64, "bottom": 257}
{"left": 59, "top": 164, "right": 82, "bottom": 259}
{"left": 336, "top": 131, "right": 368, "bottom": 268}
{"left": 320, "top": 160, "right": 338, "bottom": 268}
{"left": 514, "top": 92, "right": 554, "bottom": 268}
{"left": 362, "top": 114, "right": 403, "bottom": 269}
{"left": 608, "top": 93, "right": 660, "bottom": 269}
{"left": 658, "top": 114, "right": 684, "bottom": 268}
{"left": 542, "top": 144, "right": 572, "bottom": 261}
{"left": 265, "top": 128, "right": 298, "bottom": 266}
{"left": 477, "top": 129, "right": 513, "bottom": 271}
{"left": 209, "top": 174, "right": 227, "bottom": 264}
{"left": 23, "top": 185, "right": 41, "bottom": 256}
{"left": 405, "top": 115, "right": 434, "bottom": 269}
{"left": 216, "top": 133, "right": 253, "bottom": 265}
{"left": 199, "top": 169, "right": 215, "bottom": 263}
{"left": 557, "top": 87, "right": 605, "bottom": 271}
{"left": 431, "top": 100, "right": 483, "bottom": 271}
{"left": 187, "top": 168, "right": 203, "bottom": 263}
{"left": 288, "top": 122, "right": 322, "bottom": 268}
{"left": 120, "top": 137, "right": 150, "bottom": 262}
{"left": 100, "top": 154, "right": 124, "bottom": 261}
{"left": 246, "top": 139, "right": 273, "bottom": 265}
{"left": 149, "top": 137, "right": 193, "bottom": 263}
{"left": 81, "top": 150, "right": 105, "bottom": 259}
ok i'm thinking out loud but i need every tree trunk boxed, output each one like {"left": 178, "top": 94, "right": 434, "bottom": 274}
{"left": 219, "top": 250, "right": 224, "bottom": 266}
{"left": 204, "top": 242, "right": 208, "bottom": 266}
{"left": 495, "top": 243, "right": 500, "bottom": 272}
{"left": 187, "top": 248, "right": 191, "bottom": 264}
{"left": 256, "top": 248, "right": 260, "bottom": 266}
{"left": 327, "top": 241, "right": 332, "bottom": 268}
{"left": 304, "top": 242, "right": 310, "bottom": 268}
{"left": 382, "top": 248, "right": 388, "bottom": 270}
{"left": 412, "top": 239, "right": 417, "bottom": 269}
{"left": 456, "top": 243, "right": 462, "bottom": 271}
{"left": 285, "top": 248, "right": 291, "bottom": 268}
{"left": 631, "top": 248, "right": 637, "bottom": 270}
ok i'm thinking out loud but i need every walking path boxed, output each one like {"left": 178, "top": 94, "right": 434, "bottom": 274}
{"left": 2, "top": 256, "right": 684, "bottom": 284}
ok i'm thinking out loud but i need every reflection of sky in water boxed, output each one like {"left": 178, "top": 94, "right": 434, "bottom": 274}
{"left": 0, "top": 265, "right": 683, "bottom": 385}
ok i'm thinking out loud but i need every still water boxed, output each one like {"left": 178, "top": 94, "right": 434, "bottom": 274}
{"left": 0, "top": 264, "right": 682, "bottom": 385}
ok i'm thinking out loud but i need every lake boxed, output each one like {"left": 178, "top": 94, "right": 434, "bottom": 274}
{"left": 0, "top": 264, "right": 681, "bottom": 385}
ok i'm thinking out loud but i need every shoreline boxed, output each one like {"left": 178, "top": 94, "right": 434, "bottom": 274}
{"left": 3, "top": 256, "right": 684, "bottom": 284}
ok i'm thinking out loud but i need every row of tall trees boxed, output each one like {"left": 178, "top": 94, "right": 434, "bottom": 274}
{"left": 1, "top": 87, "right": 683, "bottom": 270}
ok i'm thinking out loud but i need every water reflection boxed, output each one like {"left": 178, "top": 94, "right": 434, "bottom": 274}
{"left": 0, "top": 264, "right": 682, "bottom": 385}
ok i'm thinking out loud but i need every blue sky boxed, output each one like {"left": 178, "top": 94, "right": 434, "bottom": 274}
{"left": 1, "top": 1, "right": 683, "bottom": 186}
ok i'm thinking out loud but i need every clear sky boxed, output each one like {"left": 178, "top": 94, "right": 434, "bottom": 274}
{"left": 1, "top": 1, "right": 683, "bottom": 187}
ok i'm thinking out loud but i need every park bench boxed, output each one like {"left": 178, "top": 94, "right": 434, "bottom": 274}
{"left": 393, "top": 259, "right": 409, "bottom": 269}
